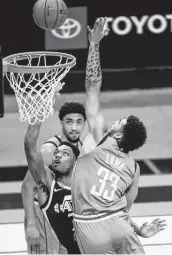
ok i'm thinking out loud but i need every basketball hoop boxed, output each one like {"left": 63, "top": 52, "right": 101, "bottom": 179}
{"left": 3, "top": 51, "right": 76, "bottom": 124}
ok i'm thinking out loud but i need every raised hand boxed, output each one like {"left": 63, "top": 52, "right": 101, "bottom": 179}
{"left": 52, "top": 81, "right": 65, "bottom": 105}
{"left": 87, "top": 17, "right": 109, "bottom": 44}
{"left": 140, "top": 218, "right": 167, "bottom": 238}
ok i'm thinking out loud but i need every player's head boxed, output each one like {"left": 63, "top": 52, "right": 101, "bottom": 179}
{"left": 58, "top": 102, "right": 86, "bottom": 143}
{"left": 110, "top": 115, "right": 147, "bottom": 153}
{"left": 52, "top": 141, "right": 80, "bottom": 176}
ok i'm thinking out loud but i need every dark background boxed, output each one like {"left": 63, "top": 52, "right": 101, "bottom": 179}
{"left": 0, "top": 0, "right": 172, "bottom": 93}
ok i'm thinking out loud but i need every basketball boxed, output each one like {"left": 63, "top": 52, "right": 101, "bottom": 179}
{"left": 33, "top": 0, "right": 68, "bottom": 30}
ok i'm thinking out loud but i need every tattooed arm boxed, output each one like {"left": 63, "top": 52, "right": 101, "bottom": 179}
{"left": 85, "top": 18, "right": 108, "bottom": 143}
{"left": 24, "top": 121, "right": 53, "bottom": 207}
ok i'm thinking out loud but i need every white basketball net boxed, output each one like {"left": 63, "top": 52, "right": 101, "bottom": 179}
{"left": 5, "top": 52, "right": 76, "bottom": 124}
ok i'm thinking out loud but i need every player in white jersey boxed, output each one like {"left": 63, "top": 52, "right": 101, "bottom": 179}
{"left": 71, "top": 17, "right": 166, "bottom": 254}
{"left": 21, "top": 102, "right": 86, "bottom": 254}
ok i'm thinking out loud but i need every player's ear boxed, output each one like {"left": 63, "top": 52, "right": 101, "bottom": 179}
{"left": 114, "top": 132, "right": 123, "bottom": 139}
{"left": 109, "top": 128, "right": 122, "bottom": 139}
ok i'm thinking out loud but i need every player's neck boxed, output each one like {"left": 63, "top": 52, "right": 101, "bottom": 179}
{"left": 60, "top": 133, "right": 67, "bottom": 142}
{"left": 58, "top": 171, "right": 72, "bottom": 187}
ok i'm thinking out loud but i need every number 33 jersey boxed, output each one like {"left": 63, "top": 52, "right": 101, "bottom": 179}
{"left": 71, "top": 136, "right": 137, "bottom": 215}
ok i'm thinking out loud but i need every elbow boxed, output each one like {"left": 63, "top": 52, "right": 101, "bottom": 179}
{"left": 24, "top": 124, "right": 40, "bottom": 148}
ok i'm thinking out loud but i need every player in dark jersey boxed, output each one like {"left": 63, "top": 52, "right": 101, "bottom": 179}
{"left": 21, "top": 102, "right": 86, "bottom": 254}
{"left": 71, "top": 17, "right": 166, "bottom": 254}
{"left": 24, "top": 116, "right": 81, "bottom": 254}
{"left": 41, "top": 176, "right": 78, "bottom": 254}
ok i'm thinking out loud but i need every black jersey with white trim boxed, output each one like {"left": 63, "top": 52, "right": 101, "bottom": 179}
{"left": 43, "top": 134, "right": 83, "bottom": 149}
{"left": 34, "top": 135, "right": 82, "bottom": 203}
{"left": 41, "top": 179, "right": 80, "bottom": 254}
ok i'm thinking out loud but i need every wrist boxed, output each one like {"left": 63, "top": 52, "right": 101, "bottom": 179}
{"left": 90, "top": 41, "right": 99, "bottom": 47}
{"left": 137, "top": 228, "right": 142, "bottom": 236}
{"left": 139, "top": 226, "right": 147, "bottom": 237}
{"left": 134, "top": 226, "right": 141, "bottom": 235}
{"left": 132, "top": 222, "right": 142, "bottom": 236}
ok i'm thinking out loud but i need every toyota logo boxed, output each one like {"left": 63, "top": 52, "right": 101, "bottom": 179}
{"left": 51, "top": 18, "right": 82, "bottom": 39}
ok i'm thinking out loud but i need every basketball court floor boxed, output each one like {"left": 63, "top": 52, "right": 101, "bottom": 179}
{"left": 0, "top": 89, "right": 172, "bottom": 254}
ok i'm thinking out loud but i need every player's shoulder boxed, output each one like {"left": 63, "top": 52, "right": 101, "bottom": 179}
{"left": 41, "top": 135, "right": 62, "bottom": 152}
{"left": 46, "top": 135, "right": 62, "bottom": 145}
{"left": 79, "top": 133, "right": 97, "bottom": 157}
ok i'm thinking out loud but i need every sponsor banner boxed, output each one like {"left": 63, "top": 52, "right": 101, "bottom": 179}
{"left": 104, "top": 14, "right": 172, "bottom": 36}
{"left": 44, "top": 10, "right": 172, "bottom": 68}
{"left": 45, "top": 7, "right": 88, "bottom": 50}
{"left": 1, "top": 1, "right": 172, "bottom": 92}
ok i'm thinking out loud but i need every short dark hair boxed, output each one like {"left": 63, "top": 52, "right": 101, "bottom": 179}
{"left": 121, "top": 115, "right": 147, "bottom": 153}
{"left": 58, "top": 102, "right": 86, "bottom": 121}
{"left": 58, "top": 141, "right": 80, "bottom": 159}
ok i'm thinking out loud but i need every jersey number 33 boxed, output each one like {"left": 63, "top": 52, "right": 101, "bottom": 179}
{"left": 91, "top": 167, "right": 120, "bottom": 201}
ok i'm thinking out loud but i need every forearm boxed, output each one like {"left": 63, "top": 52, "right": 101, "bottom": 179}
{"left": 85, "top": 42, "right": 102, "bottom": 123}
{"left": 125, "top": 194, "right": 135, "bottom": 211}
{"left": 25, "top": 122, "right": 41, "bottom": 147}
{"left": 24, "top": 121, "right": 46, "bottom": 187}
{"left": 85, "top": 41, "right": 106, "bottom": 141}
{"left": 85, "top": 42, "right": 102, "bottom": 91}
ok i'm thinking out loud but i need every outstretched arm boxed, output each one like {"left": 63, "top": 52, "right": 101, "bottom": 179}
{"left": 24, "top": 80, "right": 64, "bottom": 191}
{"left": 22, "top": 136, "right": 58, "bottom": 218}
{"left": 39, "top": 81, "right": 64, "bottom": 166}
{"left": 85, "top": 18, "right": 108, "bottom": 143}
{"left": 126, "top": 164, "right": 166, "bottom": 237}
{"left": 23, "top": 122, "right": 50, "bottom": 249}
{"left": 22, "top": 133, "right": 60, "bottom": 247}
{"left": 24, "top": 121, "right": 52, "bottom": 206}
